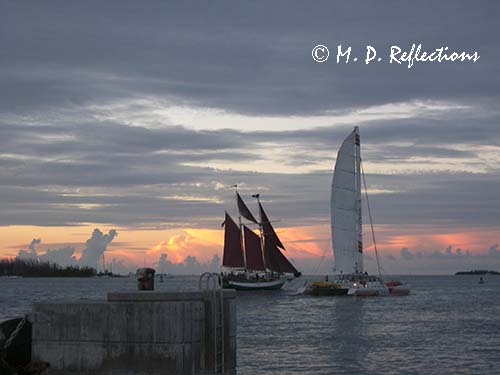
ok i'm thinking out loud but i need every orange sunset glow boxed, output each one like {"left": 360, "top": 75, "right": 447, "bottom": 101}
{"left": 2, "top": 223, "right": 499, "bottom": 273}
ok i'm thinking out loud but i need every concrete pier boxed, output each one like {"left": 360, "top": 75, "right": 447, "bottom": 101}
{"left": 30, "top": 290, "right": 236, "bottom": 374}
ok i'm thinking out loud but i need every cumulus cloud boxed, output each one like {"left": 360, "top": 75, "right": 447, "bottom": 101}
{"left": 155, "top": 252, "right": 221, "bottom": 275}
{"left": 365, "top": 243, "right": 500, "bottom": 275}
{"left": 489, "top": 244, "right": 500, "bottom": 256}
{"left": 391, "top": 245, "right": 500, "bottom": 263}
{"left": 107, "top": 258, "right": 130, "bottom": 275}
{"left": 183, "top": 256, "right": 200, "bottom": 274}
{"left": 17, "top": 239, "right": 77, "bottom": 266}
{"left": 209, "top": 254, "right": 221, "bottom": 271}
{"left": 157, "top": 253, "right": 171, "bottom": 273}
{"left": 387, "top": 247, "right": 425, "bottom": 262}
{"left": 79, "top": 228, "right": 118, "bottom": 267}
{"left": 29, "top": 238, "right": 41, "bottom": 253}
{"left": 400, "top": 247, "right": 414, "bottom": 260}
{"left": 18, "top": 238, "right": 42, "bottom": 259}
{"left": 430, "top": 246, "right": 472, "bottom": 259}
{"left": 39, "top": 246, "right": 77, "bottom": 265}
{"left": 16, "top": 228, "right": 117, "bottom": 268}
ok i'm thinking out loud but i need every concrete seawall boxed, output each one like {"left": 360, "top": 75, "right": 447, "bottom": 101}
{"left": 30, "top": 290, "right": 236, "bottom": 374}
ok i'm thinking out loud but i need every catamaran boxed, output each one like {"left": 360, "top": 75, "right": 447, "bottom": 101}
{"left": 303, "top": 126, "right": 409, "bottom": 296}
{"left": 221, "top": 190, "right": 301, "bottom": 290}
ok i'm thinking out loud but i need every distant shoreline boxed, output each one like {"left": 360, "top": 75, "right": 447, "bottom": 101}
{"left": 455, "top": 270, "right": 500, "bottom": 275}
{"left": 0, "top": 258, "right": 119, "bottom": 278}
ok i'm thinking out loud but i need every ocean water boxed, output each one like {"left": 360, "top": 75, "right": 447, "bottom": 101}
{"left": 1, "top": 275, "right": 499, "bottom": 374}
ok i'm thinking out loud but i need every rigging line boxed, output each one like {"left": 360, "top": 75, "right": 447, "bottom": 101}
{"left": 360, "top": 158, "right": 383, "bottom": 279}
{"left": 314, "top": 244, "right": 330, "bottom": 274}
{"left": 314, "top": 255, "right": 325, "bottom": 274}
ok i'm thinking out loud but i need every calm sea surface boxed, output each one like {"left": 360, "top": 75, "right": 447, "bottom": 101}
{"left": 1, "top": 275, "right": 500, "bottom": 374}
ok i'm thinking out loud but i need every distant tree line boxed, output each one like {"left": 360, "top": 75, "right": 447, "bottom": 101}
{"left": 0, "top": 258, "right": 98, "bottom": 277}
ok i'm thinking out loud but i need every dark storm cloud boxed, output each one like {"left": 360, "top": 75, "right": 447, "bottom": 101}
{"left": 248, "top": 110, "right": 500, "bottom": 149}
{"left": 1, "top": 108, "right": 500, "bottom": 227}
{"left": 1, "top": 1, "right": 499, "bottom": 115}
{"left": 1, "top": 1, "right": 499, "bottom": 231}
{"left": 0, "top": 121, "right": 248, "bottom": 154}
{"left": 2, "top": 106, "right": 499, "bottom": 168}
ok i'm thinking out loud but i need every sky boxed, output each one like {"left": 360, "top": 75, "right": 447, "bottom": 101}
{"left": 1, "top": 1, "right": 499, "bottom": 274}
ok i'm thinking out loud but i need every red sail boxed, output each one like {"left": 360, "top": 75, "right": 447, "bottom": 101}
{"left": 259, "top": 202, "right": 285, "bottom": 249}
{"left": 222, "top": 212, "right": 245, "bottom": 268}
{"left": 243, "top": 225, "right": 265, "bottom": 271}
{"left": 237, "top": 193, "right": 258, "bottom": 223}
{"left": 263, "top": 236, "right": 298, "bottom": 274}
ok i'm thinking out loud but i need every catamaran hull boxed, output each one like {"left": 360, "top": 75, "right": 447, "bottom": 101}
{"left": 305, "top": 287, "right": 349, "bottom": 296}
{"left": 300, "top": 275, "right": 410, "bottom": 297}
{"left": 223, "top": 279, "right": 285, "bottom": 291}
{"left": 348, "top": 288, "right": 389, "bottom": 296}
{"left": 301, "top": 284, "right": 410, "bottom": 296}
{"left": 388, "top": 287, "right": 410, "bottom": 296}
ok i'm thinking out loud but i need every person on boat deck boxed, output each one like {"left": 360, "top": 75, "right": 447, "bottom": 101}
{"left": 325, "top": 275, "right": 329, "bottom": 282}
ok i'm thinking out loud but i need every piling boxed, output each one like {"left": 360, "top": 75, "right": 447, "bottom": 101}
{"left": 136, "top": 267, "right": 155, "bottom": 290}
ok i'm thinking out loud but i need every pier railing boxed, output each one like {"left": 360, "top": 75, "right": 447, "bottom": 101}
{"left": 199, "top": 272, "right": 225, "bottom": 375}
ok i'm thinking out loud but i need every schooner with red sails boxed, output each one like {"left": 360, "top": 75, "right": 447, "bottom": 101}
{"left": 221, "top": 190, "right": 301, "bottom": 290}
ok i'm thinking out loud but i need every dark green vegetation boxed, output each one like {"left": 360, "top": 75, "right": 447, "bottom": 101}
{"left": 455, "top": 270, "right": 500, "bottom": 275}
{"left": 0, "top": 258, "right": 100, "bottom": 277}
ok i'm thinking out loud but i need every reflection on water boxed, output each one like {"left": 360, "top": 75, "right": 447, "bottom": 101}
{"left": 1, "top": 275, "right": 500, "bottom": 374}
{"left": 236, "top": 275, "right": 500, "bottom": 375}
{"left": 236, "top": 291, "right": 368, "bottom": 374}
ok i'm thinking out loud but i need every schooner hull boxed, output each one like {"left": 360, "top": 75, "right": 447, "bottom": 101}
{"left": 221, "top": 193, "right": 301, "bottom": 286}
{"left": 223, "top": 278, "right": 285, "bottom": 291}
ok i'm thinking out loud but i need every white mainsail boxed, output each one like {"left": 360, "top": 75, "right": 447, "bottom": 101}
{"left": 331, "top": 126, "right": 363, "bottom": 274}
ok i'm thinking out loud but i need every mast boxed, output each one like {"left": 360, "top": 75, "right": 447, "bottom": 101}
{"left": 222, "top": 212, "right": 245, "bottom": 269}
{"left": 355, "top": 126, "right": 363, "bottom": 273}
{"left": 231, "top": 185, "right": 247, "bottom": 270}
{"left": 253, "top": 194, "right": 267, "bottom": 270}
{"left": 229, "top": 192, "right": 298, "bottom": 275}
{"left": 243, "top": 225, "right": 266, "bottom": 271}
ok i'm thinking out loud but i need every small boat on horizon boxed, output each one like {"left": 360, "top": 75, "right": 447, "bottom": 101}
{"left": 302, "top": 126, "right": 409, "bottom": 297}
{"left": 157, "top": 274, "right": 174, "bottom": 282}
{"left": 221, "top": 189, "right": 301, "bottom": 291}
